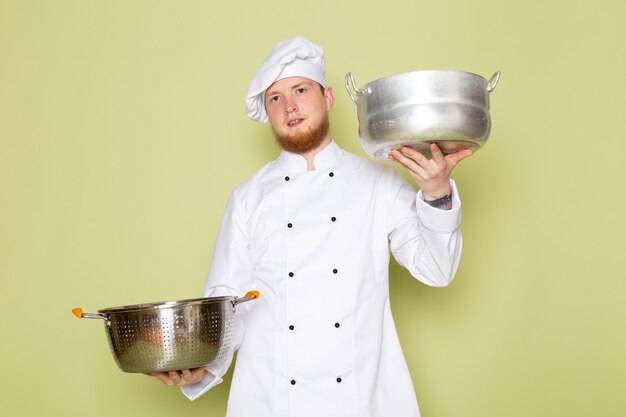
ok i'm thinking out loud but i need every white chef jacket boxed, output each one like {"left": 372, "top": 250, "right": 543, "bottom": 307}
{"left": 182, "top": 141, "right": 463, "bottom": 417}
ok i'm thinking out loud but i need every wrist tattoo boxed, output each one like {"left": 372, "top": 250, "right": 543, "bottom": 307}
{"left": 424, "top": 193, "right": 452, "bottom": 210}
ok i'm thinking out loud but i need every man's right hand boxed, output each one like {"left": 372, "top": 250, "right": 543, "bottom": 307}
{"left": 145, "top": 367, "right": 207, "bottom": 387}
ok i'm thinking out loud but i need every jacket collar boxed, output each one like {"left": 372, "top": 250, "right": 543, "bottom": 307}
{"left": 276, "top": 140, "right": 343, "bottom": 172}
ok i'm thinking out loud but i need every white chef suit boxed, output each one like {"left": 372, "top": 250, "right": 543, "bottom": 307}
{"left": 182, "top": 140, "right": 463, "bottom": 417}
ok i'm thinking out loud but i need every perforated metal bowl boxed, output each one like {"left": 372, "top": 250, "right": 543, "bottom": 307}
{"left": 72, "top": 292, "right": 258, "bottom": 373}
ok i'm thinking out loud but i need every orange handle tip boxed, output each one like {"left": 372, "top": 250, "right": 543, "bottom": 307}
{"left": 72, "top": 308, "right": 83, "bottom": 318}
{"left": 244, "top": 290, "right": 260, "bottom": 300}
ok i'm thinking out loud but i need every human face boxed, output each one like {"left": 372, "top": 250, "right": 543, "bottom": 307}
{"left": 264, "top": 76, "right": 334, "bottom": 154}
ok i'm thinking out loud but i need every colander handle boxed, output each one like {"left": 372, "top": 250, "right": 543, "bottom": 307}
{"left": 72, "top": 308, "right": 108, "bottom": 320}
{"left": 233, "top": 290, "right": 260, "bottom": 307}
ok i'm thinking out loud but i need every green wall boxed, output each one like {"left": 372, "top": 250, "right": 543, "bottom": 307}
{"left": 1, "top": 0, "right": 624, "bottom": 416}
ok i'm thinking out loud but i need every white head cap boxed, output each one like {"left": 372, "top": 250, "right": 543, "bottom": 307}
{"left": 246, "top": 36, "right": 327, "bottom": 123}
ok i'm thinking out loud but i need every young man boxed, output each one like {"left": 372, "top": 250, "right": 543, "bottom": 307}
{"left": 149, "top": 36, "right": 472, "bottom": 417}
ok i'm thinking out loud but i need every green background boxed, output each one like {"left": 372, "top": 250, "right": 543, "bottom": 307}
{"left": 1, "top": 0, "right": 624, "bottom": 416}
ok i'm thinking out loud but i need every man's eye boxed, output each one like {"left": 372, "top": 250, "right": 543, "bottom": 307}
{"left": 270, "top": 96, "right": 280, "bottom": 102}
{"left": 296, "top": 88, "right": 305, "bottom": 94}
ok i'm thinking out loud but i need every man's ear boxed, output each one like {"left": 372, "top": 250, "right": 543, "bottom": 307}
{"left": 324, "top": 87, "right": 335, "bottom": 112}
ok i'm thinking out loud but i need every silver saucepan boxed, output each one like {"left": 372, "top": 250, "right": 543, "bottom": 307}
{"left": 345, "top": 70, "right": 501, "bottom": 160}
{"left": 72, "top": 291, "right": 259, "bottom": 373}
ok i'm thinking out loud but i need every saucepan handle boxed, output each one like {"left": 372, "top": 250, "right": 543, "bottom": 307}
{"left": 487, "top": 71, "right": 501, "bottom": 93}
{"left": 345, "top": 72, "right": 365, "bottom": 105}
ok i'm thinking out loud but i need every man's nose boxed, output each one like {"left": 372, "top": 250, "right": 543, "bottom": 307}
{"left": 284, "top": 99, "right": 297, "bottom": 113}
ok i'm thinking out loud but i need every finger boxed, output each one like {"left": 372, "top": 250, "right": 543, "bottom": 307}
{"left": 445, "top": 148, "right": 473, "bottom": 167}
{"left": 190, "top": 367, "right": 207, "bottom": 383}
{"left": 429, "top": 143, "right": 444, "bottom": 163}
{"left": 391, "top": 152, "right": 428, "bottom": 180}
{"left": 390, "top": 149, "right": 429, "bottom": 178}
{"left": 181, "top": 369, "right": 192, "bottom": 382}
{"left": 398, "top": 147, "right": 446, "bottom": 179}
{"left": 148, "top": 372, "right": 174, "bottom": 386}
{"left": 399, "top": 146, "right": 429, "bottom": 166}
{"left": 402, "top": 146, "right": 448, "bottom": 178}
{"left": 168, "top": 370, "right": 182, "bottom": 386}
{"left": 191, "top": 367, "right": 206, "bottom": 376}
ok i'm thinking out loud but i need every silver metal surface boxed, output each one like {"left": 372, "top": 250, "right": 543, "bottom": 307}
{"left": 345, "top": 70, "right": 501, "bottom": 160}
{"left": 487, "top": 71, "right": 501, "bottom": 93}
{"left": 79, "top": 294, "right": 256, "bottom": 373}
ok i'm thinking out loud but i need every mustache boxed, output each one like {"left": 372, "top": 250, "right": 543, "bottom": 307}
{"left": 273, "top": 116, "right": 330, "bottom": 154}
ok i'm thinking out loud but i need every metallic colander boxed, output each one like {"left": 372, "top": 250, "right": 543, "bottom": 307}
{"left": 72, "top": 291, "right": 259, "bottom": 373}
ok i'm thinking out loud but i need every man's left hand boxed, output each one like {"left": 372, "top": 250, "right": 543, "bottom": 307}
{"left": 145, "top": 367, "right": 208, "bottom": 387}
{"left": 389, "top": 143, "right": 473, "bottom": 201}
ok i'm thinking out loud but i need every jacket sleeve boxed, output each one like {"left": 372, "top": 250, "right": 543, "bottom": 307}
{"left": 180, "top": 189, "right": 256, "bottom": 400}
{"left": 388, "top": 175, "right": 463, "bottom": 287}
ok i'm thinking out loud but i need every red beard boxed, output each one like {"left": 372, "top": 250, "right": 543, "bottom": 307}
{"left": 272, "top": 115, "right": 330, "bottom": 154}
